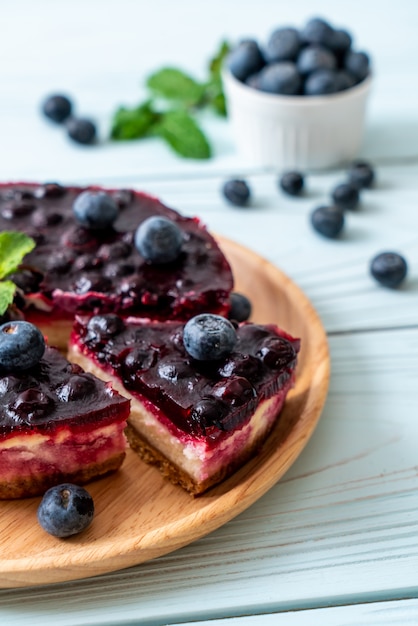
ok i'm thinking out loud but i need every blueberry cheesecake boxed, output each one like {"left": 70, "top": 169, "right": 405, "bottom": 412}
{"left": 69, "top": 313, "right": 300, "bottom": 495}
{"left": 0, "top": 321, "right": 130, "bottom": 499}
{"left": 0, "top": 183, "right": 233, "bottom": 348}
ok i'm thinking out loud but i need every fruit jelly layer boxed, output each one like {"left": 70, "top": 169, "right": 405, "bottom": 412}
{"left": 71, "top": 316, "right": 299, "bottom": 446}
{"left": 0, "top": 182, "right": 233, "bottom": 318}
{"left": 0, "top": 346, "right": 130, "bottom": 437}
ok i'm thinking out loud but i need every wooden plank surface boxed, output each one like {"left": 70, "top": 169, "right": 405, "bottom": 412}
{"left": 1, "top": 0, "right": 418, "bottom": 623}
{"left": 172, "top": 598, "right": 418, "bottom": 625}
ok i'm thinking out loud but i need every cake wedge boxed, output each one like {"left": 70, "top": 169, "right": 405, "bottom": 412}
{"left": 69, "top": 313, "right": 300, "bottom": 495}
{"left": 0, "top": 321, "right": 130, "bottom": 499}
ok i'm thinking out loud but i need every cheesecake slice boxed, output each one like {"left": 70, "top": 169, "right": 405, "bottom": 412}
{"left": 0, "top": 345, "right": 130, "bottom": 499}
{"left": 69, "top": 314, "right": 300, "bottom": 495}
{"left": 0, "top": 183, "right": 233, "bottom": 348}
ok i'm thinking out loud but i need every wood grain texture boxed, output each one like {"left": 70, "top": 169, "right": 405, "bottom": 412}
{"left": 0, "top": 236, "right": 329, "bottom": 588}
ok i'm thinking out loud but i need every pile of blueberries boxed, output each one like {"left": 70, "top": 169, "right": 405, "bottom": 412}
{"left": 227, "top": 16, "right": 370, "bottom": 96}
{"left": 42, "top": 94, "right": 97, "bottom": 145}
{"left": 222, "top": 164, "right": 408, "bottom": 289}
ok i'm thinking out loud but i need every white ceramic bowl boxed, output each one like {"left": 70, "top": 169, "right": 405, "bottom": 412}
{"left": 222, "top": 70, "right": 372, "bottom": 170}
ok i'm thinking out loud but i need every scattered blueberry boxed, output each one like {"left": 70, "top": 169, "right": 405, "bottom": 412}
{"left": 279, "top": 171, "right": 304, "bottom": 196}
{"left": 227, "top": 40, "right": 265, "bottom": 82}
{"left": 265, "top": 27, "right": 301, "bottom": 63}
{"left": 297, "top": 45, "right": 336, "bottom": 76}
{"left": 183, "top": 314, "right": 237, "bottom": 361}
{"left": 0, "top": 321, "right": 45, "bottom": 372}
{"left": 370, "top": 252, "right": 408, "bottom": 288}
{"left": 222, "top": 179, "right": 251, "bottom": 207}
{"left": 257, "top": 62, "right": 302, "bottom": 95}
{"left": 66, "top": 117, "right": 97, "bottom": 145}
{"left": 229, "top": 292, "right": 252, "bottom": 322}
{"left": 135, "top": 216, "right": 183, "bottom": 264}
{"left": 42, "top": 94, "right": 73, "bottom": 123}
{"left": 331, "top": 182, "right": 360, "bottom": 210}
{"left": 344, "top": 51, "right": 370, "bottom": 82}
{"left": 348, "top": 161, "right": 375, "bottom": 189}
{"left": 310, "top": 205, "right": 345, "bottom": 238}
{"left": 73, "top": 191, "right": 118, "bottom": 229}
{"left": 304, "top": 69, "right": 339, "bottom": 95}
{"left": 37, "top": 483, "right": 95, "bottom": 538}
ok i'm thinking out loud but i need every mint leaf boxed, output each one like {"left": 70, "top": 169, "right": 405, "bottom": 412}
{"left": 147, "top": 68, "right": 205, "bottom": 107}
{"left": 0, "top": 281, "right": 16, "bottom": 316}
{"left": 110, "top": 101, "right": 158, "bottom": 141}
{"left": 154, "top": 109, "right": 211, "bottom": 159}
{"left": 0, "top": 231, "right": 35, "bottom": 280}
{"left": 204, "top": 40, "right": 231, "bottom": 117}
{"left": 208, "top": 40, "right": 231, "bottom": 81}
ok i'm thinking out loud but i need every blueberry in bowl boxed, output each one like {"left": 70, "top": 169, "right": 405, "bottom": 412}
{"left": 222, "top": 16, "right": 372, "bottom": 169}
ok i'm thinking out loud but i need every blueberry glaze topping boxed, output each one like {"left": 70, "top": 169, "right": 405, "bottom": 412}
{"left": 0, "top": 183, "right": 233, "bottom": 319}
{"left": 74, "top": 315, "right": 299, "bottom": 439}
{"left": 0, "top": 346, "right": 129, "bottom": 436}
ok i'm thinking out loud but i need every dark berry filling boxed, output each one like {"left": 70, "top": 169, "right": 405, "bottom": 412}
{"left": 0, "top": 183, "right": 233, "bottom": 319}
{"left": 0, "top": 347, "right": 129, "bottom": 436}
{"left": 73, "top": 316, "right": 299, "bottom": 441}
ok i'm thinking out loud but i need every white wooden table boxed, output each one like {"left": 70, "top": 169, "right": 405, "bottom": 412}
{"left": 1, "top": 1, "right": 418, "bottom": 624}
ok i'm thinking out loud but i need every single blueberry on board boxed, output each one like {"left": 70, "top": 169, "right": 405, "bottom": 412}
{"left": 42, "top": 94, "right": 73, "bottom": 123}
{"left": 73, "top": 191, "right": 118, "bottom": 229}
{"left": 37, "top": 483, "right": 95, "bottom": 538}
{"left": 229, "top": 292, "right": 252, "bottom": 322}
{"left": 183, "top": 314, "right": 237, "bottom": 361}
{"left": 0, "top": 321, "right": 45, "bottom": 372}
{"left": 222, "top": 179, "right": 251, "bottom": 207}
{"left": 310, "top": 205, "right": 345, "bottom": 239}
{"left": 227, "top": 40, "right": 265, "bottom": 82}
{"left": 328, "top": 29, "right": 352, "bottom": 56}
{"left": 66, "top": 117, "right": 97, "bottom": 145}
{"left": 279, "top": 171, "right": 305, "bottom": 196}
{"left": 135, "top": 216, "right": 183, "bottom": 264}
{"left": 331, "top": 182, "right": 360, "bottom": 210}
{"left": 265, "top": 27, "right": 301, "bottom": 63}
{"left": 348, "top": 161, "right": 375, "bottom": 189}
{"left": 297, "top": 45, "right": 337, "bottom": 76}
{"left": 370, "top": 252, "right": 408, "bottom": 288}
{"left": 257, "top": 62, "right": 302, "bottom": 95}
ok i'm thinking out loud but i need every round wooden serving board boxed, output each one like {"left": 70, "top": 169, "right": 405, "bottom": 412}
{"left": 0, "top": 236, "right": 330, "bottom": 588}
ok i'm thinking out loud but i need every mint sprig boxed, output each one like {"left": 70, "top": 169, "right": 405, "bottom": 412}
{"left": 0, "top": 231, "right": 35, "bottom": 316}
{"left": 109, "top": 40, "right": 230, "bottom": 159}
